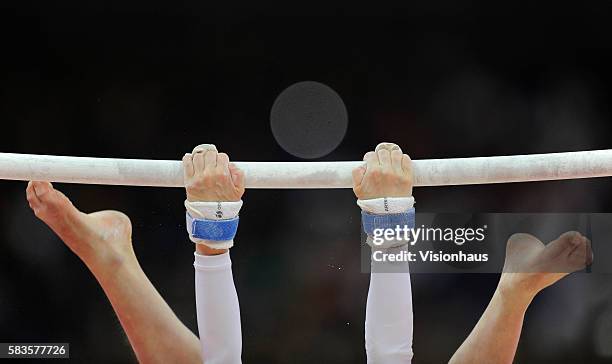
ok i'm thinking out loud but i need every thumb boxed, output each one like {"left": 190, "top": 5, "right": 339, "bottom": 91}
{"left": 229, "top": 163, "right": 245, "bottom": 190}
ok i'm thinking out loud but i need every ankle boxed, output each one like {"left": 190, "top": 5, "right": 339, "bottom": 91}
{"left": 83, "top": 244, "right": 137, "bottom": 276}
{"left": 497, "top": 273, "right": 539, "bottom": 306}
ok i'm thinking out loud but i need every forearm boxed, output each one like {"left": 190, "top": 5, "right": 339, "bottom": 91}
{"left": 91, "top": 256, "right": 201, "bottom": 364}
{"left": 449, "top": 280, "right": 533, "bottom": 364}
{"left": 194, "top": 251, "right": 242, "bottom": 364}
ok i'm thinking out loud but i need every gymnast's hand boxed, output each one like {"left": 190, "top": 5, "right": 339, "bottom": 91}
{"left": 499, "top": 231, "right": 593, "bottom": 301}
{"left": 352, "top": 142, "right": 413, "bottom": 199}
{"left": 26, "top": 181, "right": 133, "bottom": 269}
{"left": 182, "top": 144, "right": 245, "bottom": 202}
{"left": 183, "top": 145, "right": 245, "bottom": 256}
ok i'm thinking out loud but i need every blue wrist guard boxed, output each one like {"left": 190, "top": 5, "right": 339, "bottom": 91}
{"left": 186, "top": 213, "right": 239, "bottom": 241}
{"left": 361, "top": 208, "right": 415, "bottom": 236}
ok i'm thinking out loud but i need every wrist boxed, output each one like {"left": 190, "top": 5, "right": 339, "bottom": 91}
{"left": 357, "top": 196, "right": 415, "bottom": 214}
{"left": 186, "top": 195, "right": 210, "bottom": 203}
{"left": 195, "top": 244, "right": 228, "bottom": 256}
{"left": 185, "top": 200, "right": 242, "bottom": 250}
{"left": 360, "top": 200, "right": 415, "bottom": 249}
{"left": 186, "top": 192, "right": 242, "bottom": 203}
{"left": 185, "top": 200, "right": 242, "bottom": 220}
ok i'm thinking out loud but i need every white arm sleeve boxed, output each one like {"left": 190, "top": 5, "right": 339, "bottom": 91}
{"left": 360, "top": 197, "right": 414, "bottom": 364}
{"left": 366, "top": 246, "right": 414, "bottom": 364}
{"left": 194, "top": 252, "right": 242, "bottom": 364}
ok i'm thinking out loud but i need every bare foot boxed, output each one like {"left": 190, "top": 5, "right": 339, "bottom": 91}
{"left": 26, "top": 181, "right": 134, "bottom": 269}
{"left": 499, "top": 231, "right": 593, "bottom": 300}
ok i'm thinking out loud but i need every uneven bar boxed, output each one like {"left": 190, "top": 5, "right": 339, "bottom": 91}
{"left": 0, "top": 150, "right": 611, "bottom": 188}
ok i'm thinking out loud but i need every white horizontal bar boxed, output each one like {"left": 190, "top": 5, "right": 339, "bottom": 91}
{"left": 0, "top": 150, "right": 611, "bottom": 188}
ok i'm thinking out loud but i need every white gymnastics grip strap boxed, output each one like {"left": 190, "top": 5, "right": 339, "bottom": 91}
{"left": 1, "top": 150, "right": 612, "bottom": 188}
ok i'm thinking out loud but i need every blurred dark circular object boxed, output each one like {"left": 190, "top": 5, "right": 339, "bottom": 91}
{"left": 270, "top": 81, "right": 348, "bottom": 159}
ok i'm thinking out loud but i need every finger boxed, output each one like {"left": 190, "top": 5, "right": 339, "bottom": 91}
{"left": 182, "top": 153, "right": 195, "bottom": 180}
{"left": 193, "top": 150, "right": 205, "bottom": 174}
{"left": 229, "top": 163, "right": 245, "bottom": 189}
{"left": 192, "top": 144, "right": 217, "bottom": 174}
{"left": 375, "top": 142, "right": 402, "bottom": 154}
{"left": 363, "top": 151, "right": 376, "bottom": 162}
{"left": 391, "top": 149, "right": 403, "bottom": 173}
{"left": 203, "top": 150, "right": 217, "bottom": 173}
{"left": 401, "top": 154, "right": 412, "bottom": 173}
{"left": 216, "top": 153, "right": 230, "bottom": 175}
{"left": 363, "top": 151, "right": 379, "bottom": 175}
{"left": 192, "top": 144, "right": 218, "bottom": 154}
{"left": 352, "top": 165, "right": 366, "bottom": 187}
{"left": 377, "top": 149, "right": 391, "bottom": 171}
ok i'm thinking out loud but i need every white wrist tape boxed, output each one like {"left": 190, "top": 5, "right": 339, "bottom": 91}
{"left": 357, "top": 196, "right": 415, "bottom": 214}
{"left": 185, "top": 200, "right": 243, "bottom": 249}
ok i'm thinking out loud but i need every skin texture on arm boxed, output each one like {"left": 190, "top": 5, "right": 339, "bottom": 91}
{"left": 183, "top": 144, "right": 245, "bottom": 364}
{"left": 449, "top": 232, "right": 593, "bottom": 364}
{"left": 26, "top": 181, "right": 201, "bottom": 364}
{"left": 353, "top": 142, "right": 415, "bottom": 363}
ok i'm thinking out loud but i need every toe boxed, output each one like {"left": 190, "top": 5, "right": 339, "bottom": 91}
{"left": 550, "top": 231, "right": 584, "bottom": 257}
{"left": 568, "top": 236, "right": 594, "bottom": 267}
{"left": 26, "top": 181, "right": 42, "bottom": 211}
{"left": 32, "top": 181, "right": 56, "bottom": 205}
{"left": 28, "top": 182, "right": 79, "bottom": 222}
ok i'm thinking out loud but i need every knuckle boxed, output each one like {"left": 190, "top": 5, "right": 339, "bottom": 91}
{"left": 202, "top": 176, "right": 215, "bottom": 188}
{"left": 400, "top": 174, "right": 412, "bottom": 184}
{"left": 381, "top": 170, "right": 395, "bottom": 180}
{"left": 217, "top": 174, "right": 230, "bottom": 184}
{"left": 186, "top": 179, "right": 203, "bottom": 190}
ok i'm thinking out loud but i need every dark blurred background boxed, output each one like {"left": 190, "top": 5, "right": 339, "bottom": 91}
{"left": 1, "top": 1, "right": 612, "bottom": 363}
